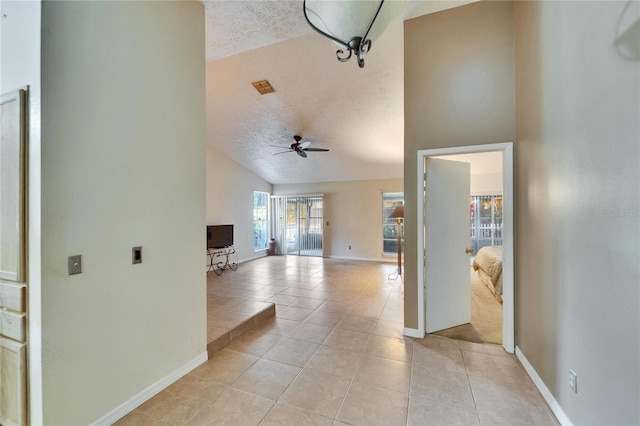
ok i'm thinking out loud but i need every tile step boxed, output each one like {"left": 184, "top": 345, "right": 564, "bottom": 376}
{"left": 206, "top": 303, "right": 276, "bottom": 358}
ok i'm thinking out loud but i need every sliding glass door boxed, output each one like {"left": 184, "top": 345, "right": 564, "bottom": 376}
{"left": 272, "top": 195, "right": 323, "bottom": 257}
{"left": 470, "top": 195, "right": 503, "bottom": 253}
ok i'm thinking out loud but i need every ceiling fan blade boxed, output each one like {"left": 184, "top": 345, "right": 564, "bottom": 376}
{"left": 298, "top": 141, "right": 311, "bottom": 150}
{"left": 297, "top": 150, "right": 308, "bottom": 158}
{"left": 303, "top": 148, "right": 330, "bottom": 152}
{"left": 273, "top": 150, "right": 293, "bottom": 155}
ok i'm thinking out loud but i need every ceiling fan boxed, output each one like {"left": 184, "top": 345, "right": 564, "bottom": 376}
{"left": 271, "top": 135, "right": 330, "bottom": 158}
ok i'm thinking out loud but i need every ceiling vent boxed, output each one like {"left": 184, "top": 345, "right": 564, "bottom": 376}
{"left": 251, "top": 80, "right": 275, "bottom": 95}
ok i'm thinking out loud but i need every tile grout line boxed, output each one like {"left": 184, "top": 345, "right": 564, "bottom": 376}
{"left": 405, "top": 339, "right": 416, "bottom": 426}
{"left": 461, "top": 348, "right": 483, "bottom": 426}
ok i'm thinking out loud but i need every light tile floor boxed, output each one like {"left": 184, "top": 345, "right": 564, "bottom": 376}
{"left": 116, "top": 256, "right": 558, "bottom": 426}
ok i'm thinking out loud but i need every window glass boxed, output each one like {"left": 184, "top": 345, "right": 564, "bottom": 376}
{"left": 253, "top": 191, "right": 269, "bottom": 250}
{"left": 382, "top": 192, "right": 404, "bottom": 256}
{"left": 469, "top": 195, "right": 502, "bottom": 253}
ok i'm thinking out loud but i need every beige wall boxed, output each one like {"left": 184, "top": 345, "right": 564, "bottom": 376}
{"left": 514, "top": 2, "right": 639, "bottom": 424}
{"left": 403, "top": 1, "right": 515, "bottom": 329}
{"left": 206, "top": 145, "right": 273, "bottom": 262}
{"left": 40, "top": 2, "right": 206, "bottom": 424}
{"left": 471, "top": 172, "right": 503, "bottom": 196}
{"left": 406, "top": 0, "right": 639, "bottom": 423}
{"left": 274, "top": 179, "right": 404, "bottom": 261}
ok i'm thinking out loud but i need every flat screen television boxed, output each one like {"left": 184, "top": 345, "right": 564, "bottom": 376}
{"left": 207, "top": 224, "right": 234, "bottom": 249}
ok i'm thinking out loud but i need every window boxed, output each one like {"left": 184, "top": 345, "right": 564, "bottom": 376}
{"left": 470, "top": 195, "right": 503, "bottom": 253}
{"left": 253, "top": 191, "right": 269, "bottom": 250}
{"left": 382, "top": 192, "right": 404, "bottom": 256}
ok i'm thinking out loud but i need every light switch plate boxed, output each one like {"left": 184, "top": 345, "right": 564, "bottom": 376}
{"left": 68, "top": 255, "right": 82, "bottom": 275}
{"left": 132, "top": 246, "right": 142, "bottom": 264}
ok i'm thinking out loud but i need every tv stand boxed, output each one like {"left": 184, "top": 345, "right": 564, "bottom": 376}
{"left": 207, "top": 246, "right": 238, "bottom": 275}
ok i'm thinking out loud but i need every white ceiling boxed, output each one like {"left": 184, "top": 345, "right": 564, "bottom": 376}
{"left": 204, "top": 0, "right": 475, "bottom": 185}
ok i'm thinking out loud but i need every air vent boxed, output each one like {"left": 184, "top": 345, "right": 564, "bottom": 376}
{"left": 251, "top": 80, "right": 275, "bottom": 95}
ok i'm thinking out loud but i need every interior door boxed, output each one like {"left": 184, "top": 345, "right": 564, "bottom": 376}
{"left": 425, "top": 157, "right": 471, "bottom": 333}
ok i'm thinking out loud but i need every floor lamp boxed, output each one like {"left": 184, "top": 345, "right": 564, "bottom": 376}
{"left": 388, "top": 205, "right": 404, "bottom": 280}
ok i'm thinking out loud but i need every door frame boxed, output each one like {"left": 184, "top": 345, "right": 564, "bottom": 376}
{"left": 416, "top": 142, "right": 514, "bottom": 353}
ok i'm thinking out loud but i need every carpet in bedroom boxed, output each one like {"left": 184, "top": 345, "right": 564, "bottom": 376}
{"left": 432, "top": 266, "right": 503, "bottom": 345}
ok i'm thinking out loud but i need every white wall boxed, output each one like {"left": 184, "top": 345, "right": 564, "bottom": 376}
{"left": 206, "top": 145, "right": 273, "bottom": 263}
{"left": 40, "top": 2, "right": 206, "bottom": 424}
{"left": 0, "top": 1, "right": 43, "bottom": 422}
{"left": 273, "top": 179, "right": 404, "bottom": 261}
{"left": 514, "top": 2, "right": 639, "bottom": 424}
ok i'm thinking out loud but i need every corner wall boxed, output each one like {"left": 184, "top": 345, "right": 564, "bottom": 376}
{"left": 514, "top": 2, "right": 639, "bottom": 424}
{"left": 205, "top": 145, "right": 273, "bottom": 263}
{"left": 403, "top": 1, "right": 515, "bottom": 329}
{"left": 273, "top": 179, "right": 404, "bottom": 261}
{"left": 40, "top": 2, "right": 206, "bottom": 424}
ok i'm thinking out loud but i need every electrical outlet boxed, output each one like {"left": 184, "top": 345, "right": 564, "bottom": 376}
{"left": 348, "top": 245, "right": 352, "bottom": 250}
{"left": 569, "top": 370, "right": 577, "bottom": 393}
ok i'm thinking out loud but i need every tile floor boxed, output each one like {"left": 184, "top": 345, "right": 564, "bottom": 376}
{"left": 205, "top": 272, "right": 276, "bottom": 354}
{"left": 116, "top": 256, "right": 558, "bottom": 426}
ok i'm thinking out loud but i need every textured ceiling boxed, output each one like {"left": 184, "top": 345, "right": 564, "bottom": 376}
{"left": 204, "top": 1, "right": 313, "bottom": 62}
{"left": 204, "top": 0, "right": 476, "bottom": 184}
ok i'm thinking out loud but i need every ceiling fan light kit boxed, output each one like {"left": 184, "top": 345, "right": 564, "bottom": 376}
{"left": 303, "top": 0, "right": 406, "bottom": 68}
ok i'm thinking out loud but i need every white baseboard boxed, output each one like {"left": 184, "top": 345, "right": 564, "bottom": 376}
{"left": 238, "top": 250, "right": 268, "bottom": 264}
{"left": 403, "top": 327, "right": 424, "bottom": 338}
{"left": 515, "top": 346, "right": 573, "bottom": 426}
{"left": 90, "top": 351, "right": 208, "bottom": 426}
{"left": 328, "top": 255, "right": 396, "bottom": 263}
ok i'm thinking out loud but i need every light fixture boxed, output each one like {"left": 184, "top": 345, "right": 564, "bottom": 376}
{"left": 303, "top": 0, "right": 406, "bottom": 68}
{"left": 387, "top": 205, "right": 404, "bottom": 280}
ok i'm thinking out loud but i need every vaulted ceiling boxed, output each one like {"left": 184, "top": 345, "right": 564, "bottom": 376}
{"left": 203, "top": 1, "right": 476, "bottom": 184}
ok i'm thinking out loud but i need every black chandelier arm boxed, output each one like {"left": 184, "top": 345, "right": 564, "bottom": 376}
{"left": 336, "top": 48, "right": 353, "bottom": 62}
{"left": 303, "top": 0, "right": 350, "bottom": 51}
{"left": 359, "top": 0, "right": 384, "bottom": 54}
{"left": 355, "top": 49, "right": 365, "bottom": 68}
{"left": 360, "top": 39, "right": 372, "bottom": 55}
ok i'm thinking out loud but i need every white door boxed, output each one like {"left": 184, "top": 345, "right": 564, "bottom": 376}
{"left": 425, "top": 158, "right": 471, "bottom": 333}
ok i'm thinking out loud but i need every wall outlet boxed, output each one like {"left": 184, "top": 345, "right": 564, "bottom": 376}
{"left": 348, "top": 245, "right": 352, "bottom": 250}
{"left": 569, "top": 369, "right": 577, "bottom": 393}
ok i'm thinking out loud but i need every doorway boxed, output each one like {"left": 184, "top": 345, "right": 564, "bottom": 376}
{"left": 416, "top": 143, "right": 514, "bottom": 353}
{"left": 432, "top": 152, "right": 503, "bottom": 344}
{"left": 272, "top": 195, "right": 324, "bottom": 257}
